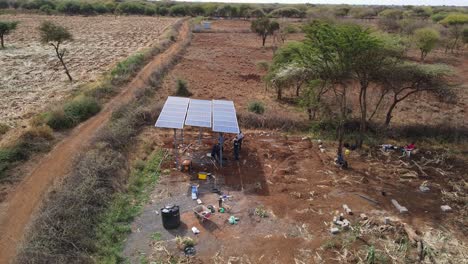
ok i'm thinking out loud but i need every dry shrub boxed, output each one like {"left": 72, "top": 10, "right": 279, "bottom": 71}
{"left": 238, "top": 112, "right": 308, "bottom": 131}
{"left": 0, "top": 123, "right": 9, "bottom": 135}
{"left": 16, "top": 19, "right": 187, "bottom": 263}
{"left": 17, "top": 147, "right": 126, "bottom": 264}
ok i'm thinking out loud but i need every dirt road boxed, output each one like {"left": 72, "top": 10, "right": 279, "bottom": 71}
{"left": 0, "top": 20, "right": 190, "bottom": 263}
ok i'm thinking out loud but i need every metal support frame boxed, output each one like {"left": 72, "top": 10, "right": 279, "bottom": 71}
{"left": 173, "top": 129, "right": 178, "bottom": 168}
{"left": 219, "top": 132, "right": 224, "bottom": 168}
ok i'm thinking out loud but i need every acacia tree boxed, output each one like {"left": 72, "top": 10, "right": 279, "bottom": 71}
{"left": 414, "top": 28, "right": 440, "bottom": 61}
{"left": 376, "top": 62, "right": 453, "bottom": 126}
{"left": 39, "top": 21, "right": 73, "bottom": 82}
{"left": 440, "top": 13, "right": 468, "bottom": 53}
{"left": 0, "top": 21, "right": 19, "bottom": 49}
{"left": 251, "top": 17, "right": 279, "bottom": 47}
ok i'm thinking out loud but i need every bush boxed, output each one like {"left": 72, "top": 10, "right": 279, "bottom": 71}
{"left": 56, "top": 1, "right": 80, "bottom": 14}
{"left": 0, "top": 126, "right": 54, "bottom": 179}
{"left": 116, "top": 1, "right": 146, "bottom": 15}
{"left": 92, "top": 3, "right": 108, "bottom": 14}
{"left": 45, "top": 96, "right": 100, "bottom": 130}
{"left": 248, "top": 101, "right": 265, "bottom": 114}
{"left": 79, "top": 2, "right": 94, "bottom": 15}
{"left": 0, "top": 0, "right": 9, "bottom": 9}
{"left": 63, "top": 96, "right": 101, "bottom": 122}
{"left": 0, "top": 123, "right": 9, "bottom": 135}
{"left": 111, "top": 53, "right": 145, "bottom": 84}
{"left": 83, "top": 80, "right": 116, "bottom": 100}
{"left": 39, "top": 4, "right": 53, "bottom": 15}
{"left": 169, "top": 4, "right": 188, "bottom": 16}
{"left": 45, "top": 108, "right": 75, "bottom": 129}
{"left": 174, "top": 79, "right": 192, "bottom": 97}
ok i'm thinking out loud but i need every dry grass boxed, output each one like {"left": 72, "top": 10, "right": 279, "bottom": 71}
{"left": 16, "top": 21, "right": 192, "bottom": 263}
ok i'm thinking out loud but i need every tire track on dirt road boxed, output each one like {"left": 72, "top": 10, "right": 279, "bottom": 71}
{"left": 0, "top": 20, "right": 190, "bottom": 263}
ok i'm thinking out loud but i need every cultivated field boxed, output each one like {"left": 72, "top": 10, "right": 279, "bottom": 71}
{"left": 0, "top": 14, "right": 177, "bottom": 127}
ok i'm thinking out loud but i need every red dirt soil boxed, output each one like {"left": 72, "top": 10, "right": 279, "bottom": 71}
{"left": 0, "top": 20, "right": 190, "bottom": 263}
{"left": 123, "top": 20, "right": 467, "bottom": 263}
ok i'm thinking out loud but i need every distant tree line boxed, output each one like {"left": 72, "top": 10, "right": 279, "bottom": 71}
{"left": 1, "top": 1, "right": 466, "bottom": 22}
{"left": 0, "top": 0, "right": 306, "bottom": 17}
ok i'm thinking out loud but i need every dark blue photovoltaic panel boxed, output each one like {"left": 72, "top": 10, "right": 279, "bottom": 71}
{"left": 155, "top": 96, "right": 189, "bottom": 129}
{"left": 212, "top": 100, "right": 239, "bottom": 134}
{"left": 185, "top": 99, "right": 212, "bottom": 128}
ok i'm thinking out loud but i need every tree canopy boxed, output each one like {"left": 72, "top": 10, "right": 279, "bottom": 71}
{"left": 251, "top": 17, "right": 279, "bottom": 47}
{"left": 0, "top": 21, "right": 19, "bottom": 48}
{"left": 414, "top": 27, "right": 440, "bottom": 61}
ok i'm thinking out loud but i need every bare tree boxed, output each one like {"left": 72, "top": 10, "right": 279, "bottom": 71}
{"left": 39, "top": 21, "right": 73, "bottom": 82}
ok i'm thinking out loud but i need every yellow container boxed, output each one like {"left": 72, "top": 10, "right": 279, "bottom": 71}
{"left": 198, "top": 172, "right": 207, "bottom": 180}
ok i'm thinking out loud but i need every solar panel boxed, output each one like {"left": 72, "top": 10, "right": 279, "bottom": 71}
{"left": 212, "top": 100, "right": 239, "bottom": 134}
{"left": 155, "top": 96, "right": 190, "bottom": 129}
{"left": 185, "top": 99, "right": 212, "bottom": 128}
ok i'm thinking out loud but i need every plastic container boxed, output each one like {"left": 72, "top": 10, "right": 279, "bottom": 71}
{"left": 198, "top": 172, "right": 207, "bottom": 180}
{"left": 161, "top": 204, "right": 180, "bottom": 229}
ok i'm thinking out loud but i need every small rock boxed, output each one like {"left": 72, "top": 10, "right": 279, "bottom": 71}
{"left": 339, "top": 213, "right": 344, "bottom": 221}
{"left": 441, "top": 205, "right": 452, "bottom": 212}
{"left": 330, "top": 227, "right": 340, "bottom": 234}
{"left": 335, "top": 220, "right": 344, "bottom": 226}
{"left": 360, "top": 213, "right": 368, "bottom": 220}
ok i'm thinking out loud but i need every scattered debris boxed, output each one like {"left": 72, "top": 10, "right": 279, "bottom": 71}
{"left": 341, "top": 219, "right": 350, "bottom": 230}
{"left": 229, "top": 216, "right": 239, "bottom": 225}
{"left": 419, "top": 181, "right": 430, "bottom": 192}
{"left": 400, "top": 171, "right": 418, "bottom": 179}
{"left": 330, "top": 227, "right": 340, "bottom": 235}
{"left": 440, "top": 205, "right": 452, "bottom": 212}
{"left": 342, "top": 204, "right": 353, "bottom": 215}
{"left": 191, "top": 227, "right": 200, "bottom": 234}
{"left": 196, "top": 199, "right": 202, "bottom": 204}
{"left": 384, "top": 217, "right": 391, "bottom": 225}
{"left": 360, "top": 213, "right": 368, "bottom": 220}
{"left": 184, "top": 246, "right": 196, "bottom": 256}
{"left": 391, "top": 199, "right": 408, "bottom": 213}
{"left": 419, "top": 185, "right": 430, "bottom": 192}
{"left": 355, "top": 193, "right": 379, "bottom": 205}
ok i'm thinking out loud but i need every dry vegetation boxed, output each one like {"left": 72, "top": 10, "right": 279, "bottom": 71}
{"left": 0, "top": 14, "right": 177, "bottom": 128}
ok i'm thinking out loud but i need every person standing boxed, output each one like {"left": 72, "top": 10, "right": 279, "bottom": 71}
{"left": 233, "top": 139, "right": 240, "bottom": 161}
{"left": 235, "top": 131, "right": 244, "bottom": 151}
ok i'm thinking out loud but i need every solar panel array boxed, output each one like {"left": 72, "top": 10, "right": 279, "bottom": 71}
{"left": 185, "top": 99, "right": 211, "bottom": 128}
{"left": 212, "top": 100, "right": 239, "bottom": 134}
{"left": 155, "top": 97, "right": 239, "bottom": 134}
{"left": 155, "top": 96, "right": 189, "bottom": 129}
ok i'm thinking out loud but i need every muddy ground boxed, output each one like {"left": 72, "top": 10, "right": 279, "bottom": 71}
{"left": 0, "top": 14, "right": 177, "bottom": 128}
{"left": 122, "top": 20, "right": 467, "bottom": 263}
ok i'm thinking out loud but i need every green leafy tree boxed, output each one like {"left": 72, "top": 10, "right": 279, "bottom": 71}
{"left": 251, "top": 17, "right": 279, "bottom": 47}
{"left": 0, "top": 21, "right": 18, "bottom": 48}
{"left": 375, "top": 62, "right": 453, "bottom": 126}
{"left": 414, "top": 28, "right": 440, "bottom": 61}
{"left": 39, "top": 21, "right": 73, "bottom": 82}
{"left": 440, "top": 13, "right": 468, "bottom": 53}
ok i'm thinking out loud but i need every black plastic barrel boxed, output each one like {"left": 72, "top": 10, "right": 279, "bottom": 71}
{"left": 161, "top": 204, "right": 180, "bottom": 229}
